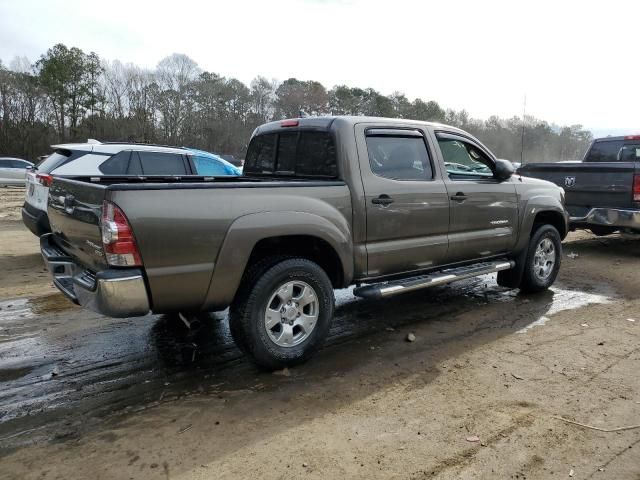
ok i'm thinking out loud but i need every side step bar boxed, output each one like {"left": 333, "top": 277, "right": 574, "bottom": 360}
{"left": 353, "top": 260, "right": 515, "bottom": 300}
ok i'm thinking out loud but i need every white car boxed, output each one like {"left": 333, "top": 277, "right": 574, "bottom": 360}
{"left": 22, "top": 141, "right": 240, "bottom": 236}
{"left": 0, "top": 157, "right": 34, "bottom": 186}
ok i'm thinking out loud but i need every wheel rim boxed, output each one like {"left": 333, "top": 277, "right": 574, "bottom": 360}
{"left": 264, "top": 281, "right": 319, "bottom": 348}
{"left": 533, "top": 237, "right": 556, "bottom": 281}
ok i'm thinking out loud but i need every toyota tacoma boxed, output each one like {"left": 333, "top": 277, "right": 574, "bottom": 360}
{"left": 41, "top": 116, "right": 569, "bottom": 368}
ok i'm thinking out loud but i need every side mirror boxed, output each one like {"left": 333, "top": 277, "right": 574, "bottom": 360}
{"left": 494, "top": 159, "right": 515, "bottom": 181}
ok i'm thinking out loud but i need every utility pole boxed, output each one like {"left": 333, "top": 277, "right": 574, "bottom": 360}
{"left": 520, "top": 94, "right": 526, "bottom": 165}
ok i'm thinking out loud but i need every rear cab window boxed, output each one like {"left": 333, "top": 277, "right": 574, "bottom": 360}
{"left": 244, "top": 131, "right": 337, "bottom": 178}
{"left": 619, "top": 144, "right": 640, "bottom": 162}
{"left": 584, "top": 140, "right": 624, "bottom": 162}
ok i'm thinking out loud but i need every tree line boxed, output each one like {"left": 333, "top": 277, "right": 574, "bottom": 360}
{"left": 0, "top": 43, "right": 592, "bottom": 163}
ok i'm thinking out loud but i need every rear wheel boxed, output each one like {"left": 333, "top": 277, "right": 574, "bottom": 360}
{"left": 520, "top": 224, "right": 562, "bottom": 293}
{"left": 229, "top": 258, "right": 334, "bottom": 370}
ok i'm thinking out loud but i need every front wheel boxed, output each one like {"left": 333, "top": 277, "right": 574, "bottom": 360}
{"left": 520, "top": 225, "right": 562, "bottom": 293}
{"left": 229, "top": 258, "right": 335, "bottom": 370}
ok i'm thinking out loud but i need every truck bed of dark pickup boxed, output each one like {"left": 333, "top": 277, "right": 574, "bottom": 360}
{"left": 518, "top": 136, "right": 640, "bottom": 234}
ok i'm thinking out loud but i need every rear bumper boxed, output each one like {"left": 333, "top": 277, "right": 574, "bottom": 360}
{"left": 570, "top": 207, "right": 640, "bottom": 231}
{"left": 21, "top": 202, "right": 51, "bottom": 236}
{"left": 40, "top": 234, "right": 150, "bottom": 318}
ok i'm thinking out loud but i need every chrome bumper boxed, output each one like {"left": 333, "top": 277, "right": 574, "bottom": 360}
{"left": 570, "top": 208, "right": 640, "bottom": 230}
{"left": 40, "top": 234, "right": 150, "bottom": 318}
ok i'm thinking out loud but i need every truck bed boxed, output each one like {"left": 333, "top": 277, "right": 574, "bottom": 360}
{"left": 47, "top": 175, "right": 352, "bottom": 313}
{"left": 518, "top": 161, "right": 639, "bottom": 218}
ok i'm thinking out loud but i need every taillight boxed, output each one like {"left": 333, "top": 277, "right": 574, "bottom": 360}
{"left": 36, "top": 173, "right": 53, "bottom": 187}
{"left": 633, "top": 174, "right": 640, "bottom": 202}
{"left": 101, "top": 200, "right": 142, "bottom": 266}
{"left": 280, "top": 119, "right": 299, "bottom": 127}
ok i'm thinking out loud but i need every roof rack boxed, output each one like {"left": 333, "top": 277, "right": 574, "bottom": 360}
{"left": 99, "top": 141, "right": 187, "bottom": 149}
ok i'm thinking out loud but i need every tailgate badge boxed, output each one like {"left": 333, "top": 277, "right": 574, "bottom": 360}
{"left": 85, "top": 240, "right": 103, "bottom": 254}
{"left": 564, "top": 176, "right": 576, "bottom": 187}
{"left": 63, "top": 194, "right": 76, "bottom": 214}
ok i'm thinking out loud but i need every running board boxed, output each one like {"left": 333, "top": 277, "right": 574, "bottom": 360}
{"left": 353, "top": 260, "right": 515, "bottom": 300}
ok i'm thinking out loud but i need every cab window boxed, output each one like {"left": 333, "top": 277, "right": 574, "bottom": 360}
{"left": 619, "top": 144, "right": 640, "bottom": 162}
{"left": 365, "top": 135, "right": 433, "bottom": 181}
{"left": 585, "top": 140, "right": 623, "bottom": 162}
{"left": 244, "top": 131, "right": 337, "bottom": 178}
{"left": 437, "top": 138, "right": 494, "bottom": 179}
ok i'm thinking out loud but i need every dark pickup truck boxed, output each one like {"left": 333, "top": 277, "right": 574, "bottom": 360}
{"left": 518, "top": 135, "right": 640, "bottom": 236}
{"left": 41, "top": 116, "right": 568, "bottom": 369}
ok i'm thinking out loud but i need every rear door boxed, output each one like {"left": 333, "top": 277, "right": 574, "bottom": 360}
{"left": 356, "top": 124, "right": 450, "bottom": 277}
{"left": 435, "top": 132, "right": 518, "bottom": 263}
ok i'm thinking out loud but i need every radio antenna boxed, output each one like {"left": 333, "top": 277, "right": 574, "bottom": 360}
{"left": 520, "top": 94, "right": 527, "bottom": 165}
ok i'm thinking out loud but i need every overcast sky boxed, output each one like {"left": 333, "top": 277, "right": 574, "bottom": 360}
{"left": 0, "top": 0, "right": 637, "bottom": 134}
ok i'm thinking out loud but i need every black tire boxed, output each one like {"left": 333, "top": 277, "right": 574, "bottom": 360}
{"left": 229, "top": 255, "right": 290, "bottom": 354}
{"left": 520, "top": 224, "right": 562, "bottom": 293}
{"left": 229, "top": 258, "right": 334, "bottom": 370}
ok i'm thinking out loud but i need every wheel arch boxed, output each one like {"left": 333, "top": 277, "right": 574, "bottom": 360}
{"left": 203, "top": 211, "right": 353, "bottom": 310}
{"left": 515, "top": 193, "right": 568, "bottom": 254}
{"left": 532, "top": 209, "right": 568, "bottom": 239}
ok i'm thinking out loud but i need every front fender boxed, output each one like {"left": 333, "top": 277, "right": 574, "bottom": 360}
{"left": 515, "top": 194, "right": 568, "bottom": 252}
{"left": 203, "top": 211, "right": 353, "bottom": 310}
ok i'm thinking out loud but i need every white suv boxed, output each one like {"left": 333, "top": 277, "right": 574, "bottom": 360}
{"left": 22, "top": 141, "right": 240, "bottom": 236}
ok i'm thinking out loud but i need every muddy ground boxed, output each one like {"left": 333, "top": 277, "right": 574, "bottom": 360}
{"left": 0, "top": 186, "right": 638, "bottom": 479}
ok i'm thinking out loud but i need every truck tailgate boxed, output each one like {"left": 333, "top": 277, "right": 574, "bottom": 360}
{"left": 47, "top": 177, "right": 109, "bottom": 271}
{"left": 519, "top": 162, "right": 638, "bottom": 217}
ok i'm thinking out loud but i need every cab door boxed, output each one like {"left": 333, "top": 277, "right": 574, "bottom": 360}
{"left": 434, "top": 132, "right": 518, "bottom": 263}
{"left": 356, "top": 124, "right": 450, "bottom": 277}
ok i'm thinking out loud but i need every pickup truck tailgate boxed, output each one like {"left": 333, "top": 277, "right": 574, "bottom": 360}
{"left": 47, "top": 177, "right": 110, "bottom": 271}
{"left": 519, "top": 162, "right": 638, "bottom": 217}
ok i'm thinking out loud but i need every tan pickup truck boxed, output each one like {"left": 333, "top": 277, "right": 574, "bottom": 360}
{"left": 41, "top": 116, "right": 568, "bottom": 368}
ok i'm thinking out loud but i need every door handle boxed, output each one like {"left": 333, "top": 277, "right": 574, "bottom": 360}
{"left": 450, "top": 192, "right": 468, "bottom": 202}
{"left": 372, "top": 194, "right": 394, "bottom": 206}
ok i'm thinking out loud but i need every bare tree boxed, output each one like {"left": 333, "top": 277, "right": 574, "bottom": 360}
{"left": 0, "top": 43, "right": 593, "bottom": 163}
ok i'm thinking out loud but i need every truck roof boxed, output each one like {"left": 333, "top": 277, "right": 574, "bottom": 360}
{"left": 254, "top": 116, "right": 467, "bottom": 136}
{"left": 593, "top": 134, "right": 640, "bottom": 143}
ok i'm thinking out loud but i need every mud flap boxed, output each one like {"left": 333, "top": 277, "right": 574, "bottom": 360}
{"left": 496, "top": 248, "right": 527, "bottom": 288}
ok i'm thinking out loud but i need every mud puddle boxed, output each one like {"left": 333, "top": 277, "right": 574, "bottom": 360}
{"left": 515, "top": 285, "right": 615, "bottom": 333}
{"left": 0, "top": 276, "right": 621, "bottom": 450}
{"left": 0, "top": 293, "right": 76, "bottom": 324}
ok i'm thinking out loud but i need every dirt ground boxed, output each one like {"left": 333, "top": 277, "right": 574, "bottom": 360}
{"left": 0, "top": 187, "right": 638, "bottom": 480}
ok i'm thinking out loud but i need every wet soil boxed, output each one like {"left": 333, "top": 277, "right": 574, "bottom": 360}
{"left": 0, "top": 187, "right": 638, "bottom": 479}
